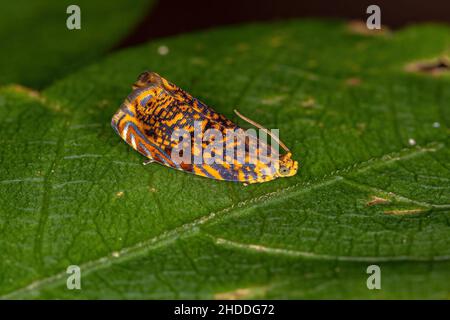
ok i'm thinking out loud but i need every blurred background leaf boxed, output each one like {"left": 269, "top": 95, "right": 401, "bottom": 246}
{"left": 0, "top": 0, "right": 153, "bottom": 88}
{"left": 0, "top": 20, "right": 449, "bottom": 299}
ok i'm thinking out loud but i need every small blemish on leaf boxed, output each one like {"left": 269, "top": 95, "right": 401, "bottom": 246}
{"left": 367, "top": 196, "right": 390, "bottom": 206}
{"left": 301, "top": 97, "right": 316, "bottom": 108}
{"left": 405, "top": 57, "right": 450, "bottom": 76}
{"left": 356, "top": 122, "right": 367, "bottom": 135}
{"left": 111, "top": 251, "right": 120, "bottom": 258}
{"left": 261, "top": 95, "right": 285, "bottom": 106}
{"left": 9, "top": 84, "right": 41, "bottom": 100}
{"left": 345, "top": 77, "right": 362, "bottom": 86}
{"left": 408, "top": 138, "right": 416, "bottom": 146}
{"left": 384, "top": 208, "right": 425, "bottom": 215}
{"left": 347, "top": 20, "right": 389, "bottom": 36}
{"left": 6, "top": 84, "right": 63, "bottom": 112}
{"left": 215, "top": 288, "right": 251, "bottom": 300}
{"left": 149, "top": 187, "right": 157, "bottom": 193}
{"left": 214, "top": 286, "right": 267, "bottom": 300}
{"left": 116, "top": 191, "right": 124, "bottom": 198}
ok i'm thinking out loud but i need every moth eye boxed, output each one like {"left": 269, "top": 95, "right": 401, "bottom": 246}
{"left": 280, "top": 166, "right": 290, "bottom": 176}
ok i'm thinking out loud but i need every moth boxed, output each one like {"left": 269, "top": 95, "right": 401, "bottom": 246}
{"left": 111, "top": 71, "right": 298, "bottom": 184}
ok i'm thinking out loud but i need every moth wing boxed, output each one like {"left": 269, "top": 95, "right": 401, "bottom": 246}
{"left": 127, "top": 73, "right": 278, "bottom": 181}
{"left": 149, "top": 89, "right": 277, "bottom": 182}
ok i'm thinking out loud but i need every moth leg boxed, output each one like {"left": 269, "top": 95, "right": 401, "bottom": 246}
{"left": 143, "top": 159, "right": 155, "bottom": 166}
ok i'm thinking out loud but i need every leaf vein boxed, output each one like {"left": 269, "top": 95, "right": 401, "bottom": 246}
{"left": 2, "top": 140, "right": 445, "bottom": 298}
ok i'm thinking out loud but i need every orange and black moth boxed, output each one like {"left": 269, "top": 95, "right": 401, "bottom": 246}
{"left": 111, "top": 72, "right": 298, "bottom": 184}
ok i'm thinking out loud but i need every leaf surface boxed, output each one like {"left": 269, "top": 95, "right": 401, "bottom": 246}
{"left": 0, "top": 20, "right": 449, "bottom": 299}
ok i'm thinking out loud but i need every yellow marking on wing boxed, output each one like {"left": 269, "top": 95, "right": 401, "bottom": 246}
{"left": 165, "top": 112, "right": 184, "bottom": 126}
{"left": 193, "top": 165, "right": 207, "bottom": 177}
{"left": 203, "top": 165, "right": 224, "bottom": 180}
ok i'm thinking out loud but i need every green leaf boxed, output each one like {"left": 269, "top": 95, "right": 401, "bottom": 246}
{"left": 0, "top": 0, "right": 153, "bottom": 88}
{"left": 1, "top": 20, "right": 449, "bottom": 299}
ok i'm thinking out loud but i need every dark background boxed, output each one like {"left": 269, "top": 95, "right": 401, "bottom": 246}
{"left": 117, "top": 0, "right": 450, "bottom": 49}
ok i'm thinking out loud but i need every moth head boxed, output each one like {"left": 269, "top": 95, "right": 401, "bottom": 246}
{"left": 133, "top": 71, "right": 176, "bottom": 93}
{"left": 130, "top": 72, "right": 169, "bottom": 116}
{"left": 133, "top": 71, "right": 163, "bottom": 90}
{"left": 277, "top": 152, "right": 298, "bottom": 177}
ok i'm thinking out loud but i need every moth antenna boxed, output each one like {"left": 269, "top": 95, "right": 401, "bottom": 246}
{"left": 234, "top": 109, "right": 290, "bottom": 153}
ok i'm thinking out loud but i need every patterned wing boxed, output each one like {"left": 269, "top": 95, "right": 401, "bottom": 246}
{"left": 111, "top": 72, "right": 279, "bottom": 183}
